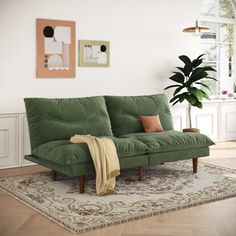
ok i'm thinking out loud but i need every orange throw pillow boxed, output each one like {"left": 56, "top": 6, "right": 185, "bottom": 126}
{"left": 140, "top": 115, "right": 164, "bottom": 133}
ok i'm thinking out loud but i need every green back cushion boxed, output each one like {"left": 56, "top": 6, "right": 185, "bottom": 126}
{"left": 105, "top": 94, "right": 174, "bottom": 136}
{"left": 24, "top": 96, "right": 113, "bottom": 150}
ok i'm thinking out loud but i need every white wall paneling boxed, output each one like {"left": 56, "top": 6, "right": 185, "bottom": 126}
{"left": 172, "top": 101, "right": 236, "bottom": 142}
{"left": 171, "top": 106, "right": 187, "bottom": 132}
{"left": 0, "top": 114, "right": 20, "bottom": 169}
{"left": 0, "top": 129, "right": 9, "bottom": 158}
{"left": 220, "top": 103, "right": 236, "bottom": 141}
{"left": 21, "top": 114, "right": 34, "bottom": 166}
{"left": 192, "top": 103, "right": 219, "bottom": 142}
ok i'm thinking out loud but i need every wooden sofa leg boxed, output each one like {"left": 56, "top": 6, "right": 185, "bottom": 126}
{"left": 138, "top": 167, "right": 144, "bottom": 181}
{"left": 79, "top": 175, "right": 85, "bottom": 193}
{"left": 193, "top": 158, "right": 198, "bottom": 173}
{"left": 52, "top": 170, "right": 57, "bottom": 181}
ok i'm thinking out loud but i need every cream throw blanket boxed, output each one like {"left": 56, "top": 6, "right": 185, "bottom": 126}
{"left": 70, "top": 135, "right": 120, "bottom": 196}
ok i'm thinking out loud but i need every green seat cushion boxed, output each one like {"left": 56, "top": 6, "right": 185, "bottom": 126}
{"left": 32, "top": 137, "right": 147, "bottom": 165}
{"left": 105, "top": 94, "right": 174, "bottom": 137}
{"left": 25, "top": 154, "right": 149, "bottom": 177}
{"left": 24, "top": 96, "right": 113, "bottom": 150}
{"left": 120, "top": 130, "right": 215, "bottom": 153}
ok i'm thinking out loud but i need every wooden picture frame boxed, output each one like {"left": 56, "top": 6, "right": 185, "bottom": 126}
{"left": 79, "top": 40, "right": 110, "bottom": 67}
{"left": 36, "top": 18, "right": 75, "bottom": 78}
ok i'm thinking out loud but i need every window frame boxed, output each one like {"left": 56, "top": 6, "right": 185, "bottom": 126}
{"left": 199, "top": 0, "right": 236, "bottom": 95}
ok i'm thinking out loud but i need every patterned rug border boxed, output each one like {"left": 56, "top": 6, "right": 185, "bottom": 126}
{"left": 1, "top": 161, "right": 236, "bottom": 234}
{"left": 0, "top": 186, "right": 77, "bottom": 233}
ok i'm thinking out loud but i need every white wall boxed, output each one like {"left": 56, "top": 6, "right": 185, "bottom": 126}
{"left": 0, "top": 0, "right": 202, "bottom": 112}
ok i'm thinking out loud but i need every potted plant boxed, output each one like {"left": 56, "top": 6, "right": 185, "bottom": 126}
{"left": 165, "top": 54, "right": 217, "bottom": 132}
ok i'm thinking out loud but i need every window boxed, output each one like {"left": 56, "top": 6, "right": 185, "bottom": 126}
{"left": 200, "top": 0, "right": 235, "bottom": 95}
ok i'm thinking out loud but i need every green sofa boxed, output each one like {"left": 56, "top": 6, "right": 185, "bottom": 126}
{"left": 24, "top": 94, "right": 214, "bottom": 193}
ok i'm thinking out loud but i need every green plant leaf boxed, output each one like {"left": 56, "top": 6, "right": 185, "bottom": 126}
{"left": 173, "top": 86, "right": 184, "bottom": 96}
{"left": 188, "top": 68, "right": 208, "bottom": 85}
{"left": 190, "top": 67, "right": 205, "bottom": 77}
{"left": 185, "top": 94, "right": 197, "bottom": 105}
{"left": 183, "top": 63, "right": 192, "bottom": 76}
{"left": 206, "top": 76, "right": 218, "bottom": 81}
{"left": 172, "top": 99, "right": 180, "bottom": 106}
{"left": 164, "top": 85, "right": 180, "bottom": 90}
{"left": 189, "top": 87, "right": 204, "bottom": 101}
{"left": 203, "top": 66, "right": 216, "bottom": 72}
{"left": 195, "top": 82, "right": 210, "bottom": 90}
{"left": 177, "top": 65, "right": 192, "bottom": 76}
{"left": 179, "top": 55, "right": 192, "bottom": 65}
{"left": 196, "top": 54, "right": 205, "bottom": 60}
{"left": 179, "top": 96, "right": 186, "bottom": 103}
{"left": 193, "top": 101, "right": 203, "bottom": 109}
{"left": 176, "top": 67, "right": 185, "bottom": 74}
{"left": 201, "top": 90, "right": 210, "bottom": 100}
{"left": 169, "top": 94, "right": 182, "bottom": 103}
{"left": 169, "top": 92, "right": 188, "bottom": 104}
{"left": 191, "top": 59, "right": 203, "bottom": 68}
{"left": 169, "top": 72, "right": 185, "bottom": 84}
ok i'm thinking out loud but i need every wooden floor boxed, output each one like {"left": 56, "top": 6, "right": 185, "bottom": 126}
{"left": 0, "top": 141, "right": 236, "bottom": 236}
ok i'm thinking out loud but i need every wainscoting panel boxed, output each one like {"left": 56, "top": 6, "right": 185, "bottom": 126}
{"left": 21, "top": 114, "right": 34, "bottom": 167}
{"left": 0, "top": 128, "right": 9, "bottom": 158}
{"left": 192, "top": 104, "right": 219, "bottom": 141}
{"left": 0, "top": 114, "right": 19, "bottom": 169}
{"left": 220, "top": 103, "right": 236, "bottom": 141}
{"left": 171, "top": 107, "right": 187, "bottom": 132}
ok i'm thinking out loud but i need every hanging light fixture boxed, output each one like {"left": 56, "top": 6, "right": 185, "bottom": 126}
{"left": 183, "top": 20, "right": 210, "bottom": 33}
{"left": 182, "top": 0, "right": 210, "bottom": 35}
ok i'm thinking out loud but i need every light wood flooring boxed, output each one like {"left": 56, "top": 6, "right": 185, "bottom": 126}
{"left": 0, "top": 141, "right": 236, "bottom": 236}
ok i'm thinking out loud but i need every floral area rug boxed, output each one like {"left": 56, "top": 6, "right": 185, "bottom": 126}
{"left": 0, "top": 160, "right": 236, "bottom": 234}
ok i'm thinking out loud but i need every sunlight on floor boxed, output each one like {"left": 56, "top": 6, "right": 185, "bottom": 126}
{"left": 201, "top": 141, "right": 236, "bottom": 169}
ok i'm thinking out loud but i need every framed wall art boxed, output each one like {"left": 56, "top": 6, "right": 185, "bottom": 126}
{"left": 79, "top": 40, "right": 110, "bottom": 67}
{"left": 36, "top": 18, "right": 75, "bottom": 78}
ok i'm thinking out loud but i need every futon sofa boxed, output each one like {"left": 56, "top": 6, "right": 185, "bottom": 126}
{"left": 24, "top": 94, "right": 214, "bottom": 193}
